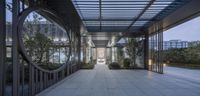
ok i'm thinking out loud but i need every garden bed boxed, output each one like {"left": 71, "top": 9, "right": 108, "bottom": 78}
{"left": 167, "top": 63, "right": 200, "bottom": 69}
{"left": 108, "top": 62, "right": 133, "bottom": 69}
{"left": 108, "top": 62, "right": 121, "bottom": 69}
{"left": 80, "top": 63, "right": 95, "bottom": 69}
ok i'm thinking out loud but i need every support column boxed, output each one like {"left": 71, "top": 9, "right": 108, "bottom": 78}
{"left": 111, "top": 47, "right": 114, "bottom": 62}
{"left": 0, "top": 0, "right": 6, "bottom": 96}
{"left": 144, "top": 31, "right": 149, "bottom": 70}
{"left": 83, "top": 44, "right": 86, "bottom": 63}
{"left": 77, "top": 32, "right": 81, "bottom": 69}
{"left": 12, "top": 0, "right": 20, "bottom": 96}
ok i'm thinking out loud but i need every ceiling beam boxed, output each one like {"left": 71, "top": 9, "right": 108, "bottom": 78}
{"left": 73, "top": 4, "right": 179, "bottom": 5}
{"left": 76, "top": 9, "right": 162, "bottom": 10}
{"left": 82, "top": 19, "right": 154, "bottom": 21}
{"left": 99, "top": 0, "right": 102, "bottom": 31}
{"left": 148, "top": 0, "right": 200, "bottom": 34}
{"left": 77, "top": 6, "right": 167, "bottom": 8}
{"left": 73, "top": 1, "right": 171, "bottom": 3}
{"left": 124, "top": 0, "right": 156, "bottom": 32}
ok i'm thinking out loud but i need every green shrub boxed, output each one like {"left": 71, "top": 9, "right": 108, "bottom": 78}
{"left": 123, "top": 58, "right": 130, "bottom": 68}
{"left": 108, "top": 62, "right": 120, "bottom": 69}
{"left": 80, "top": 62, "right": 94, "bottom": 69}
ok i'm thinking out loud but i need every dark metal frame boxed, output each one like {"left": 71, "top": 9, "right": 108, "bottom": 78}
{"left": 125, "top": 0, "right": 156, "bottom": 32}
{"left": 0, "top": 0, "right": 6, "bottom": 96}
{"left": 1, "top": 0, "right": 199, "bottom": 95}
{"left": 148, "top": 22, "right": 163, "bottom": 74}
{"left": 12, "top": 0, "right": 20, "bottom": 95}
{"left": 73, "top": 0, "right": 189, "bottom": 32}
{"left": 17, "top": 7, "right": 71, "bottom": 73}
{"left": 0, "top": 0, "right": 82, "bottom": 96}
{"left": 144, "top": 32, "right": 149, "bottom": 70}
{"left": 99, "top": 0, "right": 102, "bottom": 32}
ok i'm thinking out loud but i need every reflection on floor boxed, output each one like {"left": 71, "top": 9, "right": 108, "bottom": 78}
{"left": 37, "top": 64, "right": 200, "bottom": 96}
{"left": 165, "top": 66, "right": 200, "bottom": 84}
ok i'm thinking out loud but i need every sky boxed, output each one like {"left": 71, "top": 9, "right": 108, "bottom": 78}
{"left": 163, "top": 16, "right": 200, "bottom": 41}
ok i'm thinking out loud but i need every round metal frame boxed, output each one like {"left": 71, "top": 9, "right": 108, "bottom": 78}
{"left": 17, "top": 7, "right": 72, "bottom": 73}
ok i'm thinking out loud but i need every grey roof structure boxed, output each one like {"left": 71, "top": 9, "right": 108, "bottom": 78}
{"left": 72, "top": 0, "right": 189, "bottom": 32}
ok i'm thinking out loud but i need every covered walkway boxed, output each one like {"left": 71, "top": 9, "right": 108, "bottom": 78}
{"left": 1, "top": 0, "right": 200, "bottom": 96}
{"left": 37, "top": 64, "right": 200, "bottom": 96}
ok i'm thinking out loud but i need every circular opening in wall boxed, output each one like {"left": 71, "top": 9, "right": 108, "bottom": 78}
{"left": 19, "top": 9, "right": 71, "bottom": 71}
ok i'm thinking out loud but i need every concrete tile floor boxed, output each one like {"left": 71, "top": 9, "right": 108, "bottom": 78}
{"left": 37, "top": 64, "right": 200, "bottom": 96}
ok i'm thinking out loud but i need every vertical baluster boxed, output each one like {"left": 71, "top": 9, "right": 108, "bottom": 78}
{"left": 53, "top": 73, "right": 56, "bottom": 84}
{"left": 46, "top": 73, "right": 48, "bottom": 87}
{"left": 62, "top": 70, "right": 65, "bottom": 79}
{"left": 50, "top": 73, "right": 52, "bottom": 86}
{"left": 48, "top": 73, "right": 50, "bottom": 87}
{"left": 29, "top": 65, "right": 34, "bottom": 96}
{"left": 21, "top": 60, "right": 25, "bottom": 96}
{"left": 69, "top": 64, "right": 71, "bottom": 75}
{"left": 71, "top": 64, "right": 73, "bottom": 74}
{"left": 44, "top": 72, "right": 47, "bottom": 89}
{"left": 71, "top": 65, "right": 73, "bottom": 74}
{"left": 50, "top": 73, "right": 53, "bottom": 85}
{"left": 47, "top": 73, "right": 50, "bottom": 87}
{"left": 35, "top": 69, "right": 38, "bottom": 93}
{"left": 72, "top": 65, "right": 73, "bottom": 73}
{"left": 58, "top": 72, "right": 61, "bottom": 81}
{"left": 39, "top": 71, "right": 43, "bottom": 92}
{"left": 55, "top": 73, "right": 57, "bottom": 83}
{"left": 75, "top": 64, "right": 77, "bottom": 72}
{"left": 56, "top": 73, "right": 58, "bottom": 82}
{"left": 65, "top": 67, "right": 67, "bottom": 77}
{"left": 74, "top": 65, "right": 76, "bottom": 73}
{"left": 67, "top": 64, "right": 69, "bottom": 76}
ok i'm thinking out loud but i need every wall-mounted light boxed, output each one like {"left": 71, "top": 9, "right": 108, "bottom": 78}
{"left": 163, "top": 63, "right": 166, "bottom": 67}
{"left": 149, "top": 59, "right": 152, "bottom": 66}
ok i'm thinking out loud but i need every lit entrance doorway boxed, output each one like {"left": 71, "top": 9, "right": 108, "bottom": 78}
{"left": 96, "top": 48, "right": 106, "bottom": 64}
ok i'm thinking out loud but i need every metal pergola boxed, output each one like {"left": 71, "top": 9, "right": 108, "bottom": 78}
{"left": 1, "top": 0, "right": 200, "bottom": 96}
{"left": 72, "top": 0, "right": 189, "bottom": 32}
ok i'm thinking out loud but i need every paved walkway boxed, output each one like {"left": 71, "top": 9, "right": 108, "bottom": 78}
{"left": 165, "top": 66, "right": 200, "bottom": 83}
{"left": 37, "top": 64, "right": 200, "bottom": 96}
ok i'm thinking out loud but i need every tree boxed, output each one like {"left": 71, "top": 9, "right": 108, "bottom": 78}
{"left": 163, "top": 43, "right": 200, "bottom": 66}
{"left": 24, "top": 32, "right": 53, "bottom": 64}
{"left": 125, "top": 38, "right": 138, "bottom": 68}
{"left": 185, "top": 44, "right": 200, "bottom": 64}
{"left": 117, "top": 47, "right": 124, "bottom": 65}
{"left": 23, "top": 12, "right": 54, "bottom": 69}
